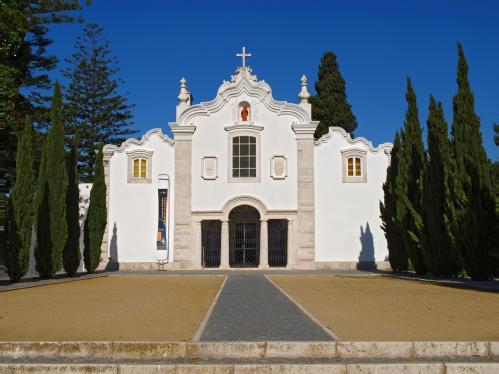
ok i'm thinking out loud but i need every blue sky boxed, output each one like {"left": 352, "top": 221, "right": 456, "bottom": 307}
{"left": 47, "top": 0, "right": 498, "bottom": 158}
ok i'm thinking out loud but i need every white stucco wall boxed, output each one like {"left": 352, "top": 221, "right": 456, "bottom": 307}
{"left": 190, "top": 94, "right": 298, "bottom": 213}
{"left": 314, "top": 127, "right": 392, "bottom": 263}
{"left": 106, "top": 130, "right": 175, "bottom": 263}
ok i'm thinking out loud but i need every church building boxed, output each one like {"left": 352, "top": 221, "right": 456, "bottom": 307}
{"left": 99, "top": 49, "right": 393, "bottom": 270}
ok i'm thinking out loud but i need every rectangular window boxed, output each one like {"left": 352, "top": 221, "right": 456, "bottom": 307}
{"left": 133, "top": 159, "right": 140, "bottom": 178}
{"left": 347, "top": 158, "right": 354, "bottom": 176}
{"left": 232, "top": 135, "right": 257, "bottom": 179}
{"left": 355, "top": 157, "right": 362, "bottom": 176}
{"left": 141, "top": 159, "right": 147, "bottom": 178}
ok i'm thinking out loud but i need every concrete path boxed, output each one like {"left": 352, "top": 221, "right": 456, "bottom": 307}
{"left": 199, "top": 273, "right": 334, "bottom": 341}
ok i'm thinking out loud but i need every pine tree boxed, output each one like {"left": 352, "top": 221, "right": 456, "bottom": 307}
{"left": 421, "top": 96, "right": 461, "bottom": 276}
{"left": 4, "top": 117, "right": 35, "bottom": 282}
{"left": 0, "top": 1, "right": 86, "bottom": 193}
{"left": 310, "top": 51, "right": 357, "bottom": 139}
{"left": 83, "top": 146, "right": 106, "bottom": 273}
{"left": 63, "top": 23, "right": 136, "bottom": 181}
{"left": 63, "top": 139, "right": 81, "bottom": 276}
{"left": 380, "top": 131, "right": 408, "bottom": 272}
{"left": 399, "top": 78, "right": 427, "bottom": 274}
{"left": 35, "top": 82, "right": 67, "bottom": 278}
{"left": 451, "top": 43, "right": 495, "bottom": 280}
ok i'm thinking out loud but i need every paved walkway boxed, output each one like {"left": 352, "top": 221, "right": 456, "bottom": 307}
{"left": 199, "top": 273, "right": 334, "bottom": 341}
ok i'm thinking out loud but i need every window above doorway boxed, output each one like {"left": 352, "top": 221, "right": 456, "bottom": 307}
{"left": 228, "top": 130, "right": 260, "bottom": 183}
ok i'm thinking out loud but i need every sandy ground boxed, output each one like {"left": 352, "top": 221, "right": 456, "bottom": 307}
{"left": 270, "top": 275, "right": 499, "bottom": 341}
{"left": 0, "top": 275, "right": 223, "bottom": 341}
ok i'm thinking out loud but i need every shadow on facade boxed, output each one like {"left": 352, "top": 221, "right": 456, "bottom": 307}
{"left": 357, "top": 222, "right": 377, "bottom": 270}
{"left": 106, "top": 222, "right": 119, "bottom": 270}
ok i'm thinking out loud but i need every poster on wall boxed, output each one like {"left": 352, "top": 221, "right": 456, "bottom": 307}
{"left": 157, "top": 189, "right": 168, "bottom": 250}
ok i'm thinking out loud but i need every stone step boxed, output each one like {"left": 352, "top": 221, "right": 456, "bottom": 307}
{"left": 0, "top": 361, "right": 498, "bottom": 373}
{"left": 1, "top": 341, "right": 497, "bottom": 361}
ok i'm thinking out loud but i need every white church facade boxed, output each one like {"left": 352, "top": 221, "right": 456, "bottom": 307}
{"left": 98, "top": 52, "right": 393, "bottom": 271}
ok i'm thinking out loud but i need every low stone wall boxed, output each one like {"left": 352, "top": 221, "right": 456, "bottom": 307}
{"left": 316, "top": 261, "right": 391, "bottom": 271}
{"left": 0, "top": 341, "right": 496, "bottom": 361}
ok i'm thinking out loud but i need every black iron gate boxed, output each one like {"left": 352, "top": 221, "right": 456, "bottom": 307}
{"left": 233, "top": 222, "right": 258, "bottom": 266}
{"left": 202, "top": 220, "right": 221, "bottom": 268}
{"left": 229, "top": 205, "right": 260, "bottom": 267}
{"left": 268, "top": 219, "right": 288, "bottom": 267}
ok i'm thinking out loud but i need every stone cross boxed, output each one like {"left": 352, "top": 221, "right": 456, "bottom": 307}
{"left": 236, "top": 46, "right": 252, "bottom": 67}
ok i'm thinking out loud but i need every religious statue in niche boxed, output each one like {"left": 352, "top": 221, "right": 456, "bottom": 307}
{"left": 241, "top": 105, "right": 249, "bottom": 122}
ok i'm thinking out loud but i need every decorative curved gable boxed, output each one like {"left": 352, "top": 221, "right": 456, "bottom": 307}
{"left": 176, "top": 67, "right": 311, "bottom": 126}
{"left": 103, "top": 128, "right": 174, "bottom": 156}
{"left": 315, "top": 126, "right": 393, "bottom": 154}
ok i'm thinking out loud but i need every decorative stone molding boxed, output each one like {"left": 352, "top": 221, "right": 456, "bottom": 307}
{"left": 224, "top": 124, "right": 264, "bottom": 132}
{"left": 201, "top": 156, "right": 218, "bottom": 180}
{"left": 103, "top": 128, "right": 174, "bottom": 156}
{"left": 221, "top": 195, "right": 268, "bottom": 221}
{"left": 271, "top": 155, "right": 287, "bottom": 179}
{"left": 170, "top": 125, "right": 196, "bottom": 140}
{"left": 175, "top": 68, "right": 312, "bottom": 127}
{"left": 292, "top": 122, "right": 319, "bottom": 139}
{"left": 315, "top": 126, "right": 393, "bottom": 153}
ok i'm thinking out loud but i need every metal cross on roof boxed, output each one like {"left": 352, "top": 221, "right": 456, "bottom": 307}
{"left": 236, "top": 46, "right": 252, "bottom": 67}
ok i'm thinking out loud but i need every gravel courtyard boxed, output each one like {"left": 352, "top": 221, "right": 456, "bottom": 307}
{"left": 0, "top": 275, "right": 223, "bottom": 341}
{"left": 270, "top": 275, "right": 499, "bottom": 341}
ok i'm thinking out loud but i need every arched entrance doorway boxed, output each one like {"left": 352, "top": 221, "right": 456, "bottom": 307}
{"left": 229, "top": 205, "right": 260, "bottom": 267}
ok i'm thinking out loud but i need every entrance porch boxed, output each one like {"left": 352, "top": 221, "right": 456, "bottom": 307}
{"left": 191, "top": 197, "right": 296, "bottom": 270}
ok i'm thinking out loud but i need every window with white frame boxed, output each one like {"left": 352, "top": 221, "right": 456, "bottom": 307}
{"left": 341, "top": 149, "right": 367, "bottom": 183}
{"left": 127, "top": 150, "right": 153, "bottom": 183}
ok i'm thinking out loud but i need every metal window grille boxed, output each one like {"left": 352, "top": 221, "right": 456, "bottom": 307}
{"left": 202, "top": 220, "right": 221, "bottom": 268}
{"left": 268, "top": 220, "right": 288, "bottom": 267}
{"left": 232, "top": 136, "right": 257, "bottom": 178}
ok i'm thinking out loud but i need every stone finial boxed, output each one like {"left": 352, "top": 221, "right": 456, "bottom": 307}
{"left": 178, "top": 77, "right": 191, "bottom": 106}
{"left": 298, "top": 74, "right": 310, "bottom": 103}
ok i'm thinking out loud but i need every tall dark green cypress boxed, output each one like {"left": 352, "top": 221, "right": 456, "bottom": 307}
{"left": 35, "top": 82, "right": 67, "bottom": 278}
{"left": 5, "top": 117, "right": 35, "bottom": 282}
{"left": 380, "top": 131, "right": 408, "bottom": 272}
{"left": 310, "top": 51, "right": 357, "bottom": 139}
{"left": 63, "top": 139, "right": 81, "bottom": 276}
{"left": 399, "top": 78, "right": 427, "bottom": 274}
{"left": 451, "top": 43, "right": 495, "bottom": 280}
{"left": 421, "top": 96, "right": 461, "bottom": 276}
{"left": 83, "top": 146, "right": 107, "bottom": 273}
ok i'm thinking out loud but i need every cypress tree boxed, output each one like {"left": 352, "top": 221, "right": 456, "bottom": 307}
{"left": 63, "top": 139, "right": 81, "bottom": 276}
{"left": 35, "top": 82, "right": 67, "bottom": 278}
{"left": 421, "top": 96, "right": 461, "bottom": 276}
{"left": 83, "top": 146, "right": 107, "bottom": 273}
{"left": 310, "top": 51, "right": 357, "bottom": 139}
{"left": 380, "top": 131, "right": 408, "bottom": 272}
{"left": 63, "top": 23, "right": 136, "bottom": 181}
{"left": 399, "top": 78, "right": 427, "bottom": 274}
{"left": 451, "top": 43, "right": 495, "bottom": 280}
{"left": 4, "top": 117, "right": 35, "bottom": 282}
